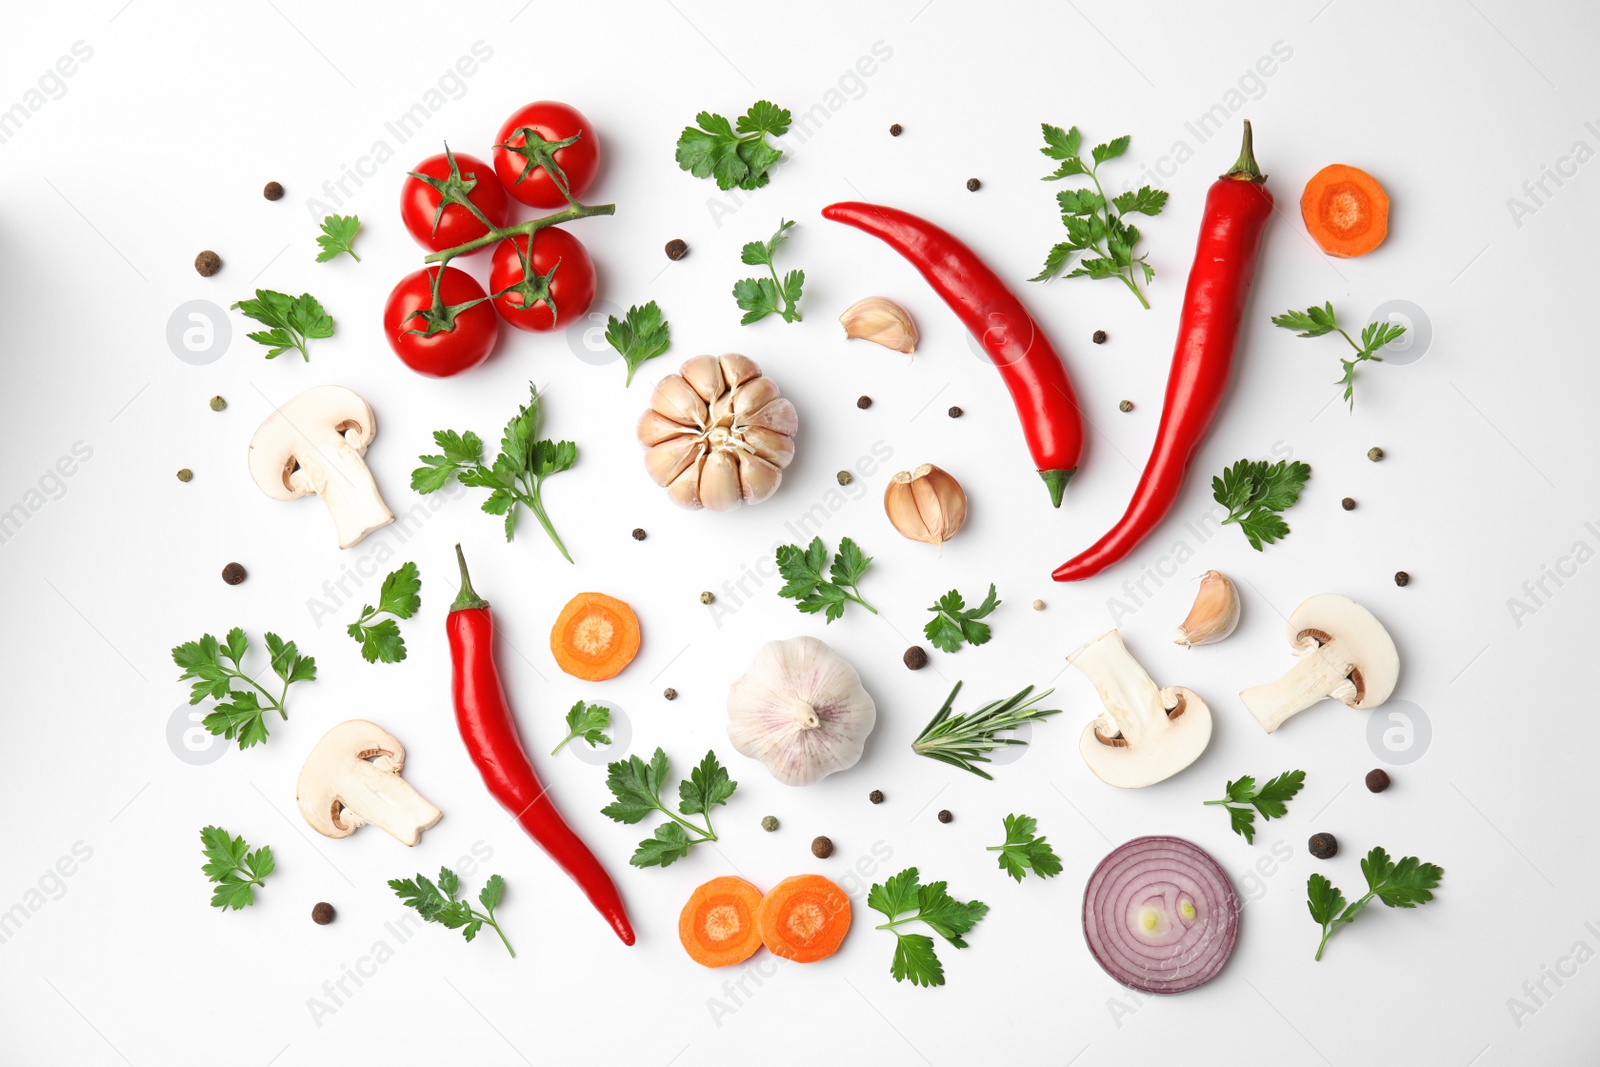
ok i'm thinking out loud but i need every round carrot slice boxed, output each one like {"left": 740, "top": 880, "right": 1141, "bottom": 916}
{"left": 1301, "top": 164, "right": 1388, "bottom": 258}
{"left": 757, "top": 874, "right": 851, "bottom": 963}
{"left": 680, "top": 876, "right": 764, "bottom": 968}
{"left": 550, "top": 592, "right": 640, "bottom": 681}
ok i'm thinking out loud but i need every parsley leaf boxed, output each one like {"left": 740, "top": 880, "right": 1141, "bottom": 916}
{"left": 600, "top": 748, "right": 737, "bottom": 868}
{"left": 1307, "top": 846, "right": 1443, "bottom": 960}
{"left": 734, "top": 219, "right": 804, "bottom": 324}
{"left": 1211, "top": 458, "right": 1312, "bottom": 551}
{"left": 676, "top": 101, "right": 792, "bottom": 191}
{"left": 774, "top": 536, "right": 877, "bottom": 622}
{"left": 911, "top": 681, "right": 1061, "bottom": 779}
{"left": 411, "top": 385, "right": 577, "bottom": 562}
{"left": 346, "top": 562, "right": 421, "bottom": 664}
{"left": 315, "top": 214, "right": 362, "bottom": 262}
{"left": 1203, "top": 770, "right": 1306, "bottom": 844}
{"left": 868, "top": 867, "right": 989, "bottom": 987}
{"left": 230, "top": 289, "right": 334, "bottom": 360}
{"left": 551, "top": 701, "right": 611, "bottom": 755}
{"left": 200, "top": 825, "right": 274, "bottom": 910}
{"left": 390, "top": 867, "right": 515, "bottom": 956}
{"left": 924, "top": 583, "right": 1000, "bottom": 653}
{"left": 171, "top": 628, "right": 316, "bottom": 749}
{"left": 1271, "top": 301, "right": 1407, "bottom": 409}
{"left": 604, "top": 300, "right": 672, "bottom": 386}
{"left": 987, "top": 814, "right": 1062, "bottom": 882}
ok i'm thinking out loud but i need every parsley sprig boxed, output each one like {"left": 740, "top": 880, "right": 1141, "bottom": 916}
{"left": 1203, "top": 770, "right": 1306, "bottom": 844}
{"left": 552, "top": 701, "right": 611, "bottom": 755}
{"left": 412, "top": 385, "right": 577, "bottom": 562}
{"left": 390, "top": 867, "right": 514, "bottom": 957}
{"left": 315, "top": 214, "right": 362, "bottom": 262}
{"left": 733, "top": 219, "right": 804, "bottom": 325}
{"left": 171, "top": 628, "right": 317, "bottom": 749}
{"left": 346, "top": 562, "right": 421, "bottom": 664}
{"left": 924, "top": 583, "right": 999, "bottom": 652}
{"left": 775, "top": 536, "right": 876, "bottom": 622}
{"left": 988, "top": 814, "right": 1062, "bottom": 882}
{"left": 230, "top": 289, "right": 334, "bottom": 360}
{"left": 200, "top": 825, "right": 274, "bottom": 910}
{"left": 604, "top": 300, "right": 672, "bottom": 385}
{"left": 1211, "top": 457, "right": 1312, "bottom": 551}
{"left": 868, "top": 868, "right": 989, "bottom": 987}
{"left": 601, "top": 749, "right": 737, "bottom": 868}
{"left": 676, "top": 101, "right": 792, "bottom": 191}
{"left": 911, "top": 681, "right": 1061, "bottom": 779}
{"left": 1271, "top": 302, "right": 1407, "bottom": 409}
{"left": 1307, "top": 847, "right": 1443, "bottom": 960}
{"left": 1033, "top": 124, "right": 1166, "bottom": 308}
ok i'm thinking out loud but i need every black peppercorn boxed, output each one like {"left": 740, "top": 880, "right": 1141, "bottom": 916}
{"left": 1394, "top": 571, "right": 1410, "bottom": 587}
{"left": 889, "top": 123, "right": 903, "bottom": 137}
{"left": 966, "top": 178, "right": 981, "bottom": 191}
{"left": 903, "top": 646, "right": 928, "bottom": 670}
{"left": 631, "top": 527, "right": 647, "bottom": 541}
{"left": 263, "top": 181, "right": 284, "bottom": 201}
{"left": 869, "top": 789, "right": 884, "bottom": 804}
{"left": 664, "top": 238, "right": 688, "bottom": 261}
{"left": 1308, "top": 833, "right": 1338, "bottom": 859}
{"left": 948, "top": 405, "right": 963, "bottom": 418}
{"left": 194, "top": 250, "right": 222, "bottom": 277}
{"left": 663, "top": 688, "right": 677, "bottom": 701}
{"left": 856, "top": 395, "right": 872, "bottom": 409}
{"left": 221, "top": 562, "right": 247, "bottom": 585}
{"left": 311, "top": 902, "right": 335, "bottom": 925}
{"left": 1093, "top": 330, "right": 1107, "bottom": 344}
{"left": 937, "top": 809, "right": 953, "bottom": 824}
{"left": 1341, "top": 497, "right": 1356, "bottom": 511}
{"left": 811, "top": 835, "right": 834, "bottom": 858}
{"left": 1366, "top": 769, "right": 1391, "bottom": 793}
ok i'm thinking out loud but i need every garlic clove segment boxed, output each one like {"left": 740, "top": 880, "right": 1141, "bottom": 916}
{"left": 839, "top": 296, "right": 918, "bottom": 354}
{"left": 1173, "top": 571, "right": 1241, "bottom": 647}
{"left": 728, "top": 636, "right": 877, "bottom": 786}
{"left": 884, "top": 463, "right": 967, "bottom": 545}
{"left": 699, "top": 451, "right": 744, "bottom": 512}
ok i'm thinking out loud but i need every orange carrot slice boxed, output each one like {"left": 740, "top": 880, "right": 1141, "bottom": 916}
{"left": 757, "top": 874, "right": 851, "bottom": 963}
{"left": 680, "top": 876, "right": 764, "bottom": 968}
{"left": 550, "top": 592, "right": 640, "bottom": 681}
{"left": 1301, "top": 164, "right": 1388, "bottom": 258}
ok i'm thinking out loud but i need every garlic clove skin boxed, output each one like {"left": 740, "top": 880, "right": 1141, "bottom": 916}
{"left": 730, "top": 376, "right": 782, "bottom": 420}
{"left": 699, "top": 450, "right": 744, "bottom": 512}
{"left": 839, "top": 296, "right": 918, "bottom": 354}
{"left": 742, "top": 426, "right": 795, "bottom": 469}
{"left": 719, "top": 353, "right": 763, "bottom": 388}
{"left": 1173, "top": 570, "right": 1241, "bottom": 647}
{"left": 645, "top": 436, "right": 703, "bottom": 487}
{"left": 680, "top": 355, "right": 725, "bottom": 404}
{"left": 666, "top": 457, "right": 705, "bottom": 509}
{"left": 884, "top": 463, "right": 967, "bottom": 545}
{"left": 637, "top": 409, "right": 693, "bottom": 447}
{"left": 650, "top": 375, "right": 709, "bottom": 427}
{"left": 737, "top": 452, "right": 783, "bottom": 504}
{"left": 746, "top": 397, "right": 798, "bottom": 436}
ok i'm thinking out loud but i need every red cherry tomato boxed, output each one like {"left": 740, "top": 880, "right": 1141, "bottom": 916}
{"left": 383, "top": 266, "right": 499, "bottom": 377}
{"left": 488, "top": 227, "right": 597, "bottom": 333}
{"left": 400, "top": 150, "right": 509, "bottom": 255}
{"left": 493, "top": 102, "right": 601, "bottom": 209}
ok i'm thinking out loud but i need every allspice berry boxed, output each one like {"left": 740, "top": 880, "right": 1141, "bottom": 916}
{"left": 1366, "top": 769, "right": 1391, "bottom": 793}
{"left": 1308, "top": 833, "right": 1338, "bottom": 860}
{"left": 811, "top": 835, "right": 834, "bottom": 858}
{"left": 631, "top": 527, "right": 647, "bottom": 541}
{"left": 1093, "top": 330, "right": 1108, "bottom": 344}
{"left": 1394, "top": 571, "right": 1410, "bottom": 587}
{"left": 889, "top": 123, "right": 903, "bottom": 137}
{"left": 903, "top": 646, "right": 928, "bottom": 670}
{"left": 221, "top": 562, "right": 247, "bottom": 586}
{"left": 937, "top": 809, "right": 953, "bottom": 824}
{"left": 948, "top": 405, "right": 963, "bottom": 418}
{"left": 856, "top": 395, "right": 873, "bottom": 409}
{"left": 1341, "top": 497, "right": 1356, "bottom": 511}
{"left": 869, "top": 789, "right": 884, "bottom": 804}
{"left": 194, "top": 250, "right": 222, "bottom": 277}
{"left": 966, "top": 178, "right": 981, "bottom": 191}
{"left": 263, "top": 181, "right": 284, "bottom": 201}
{"left": 664, "top": 238, "right": 689, "bottom": 261}
{"left": 311, "top": 902, "right": 335, "bottom": 925}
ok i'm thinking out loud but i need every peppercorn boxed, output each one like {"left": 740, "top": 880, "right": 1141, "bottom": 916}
{"left": 209, "top": 395, "right": 227, "bottom": 412}
{"left": 948, "top": 405, "right": 963, "bottom": 418}
{"left": 836, "top": 470, "right": 853, "bottom": 486}
{"left": 761, "top": 815, "right": 779, "bottom": 832}
{"left": 1368, "top": 446, "right": 1384, "bottom": 462}
{"left": 1093, "top": 330, "right": 1107, "bottom": 344}
{"left": 1308, "top": 833, "right": 1338, "bottom": 860}
{"left": 311, "top": 901, "right": 335, "bottom": 925}
{"left": 1366, "top": 769, "right": 1391, "bottom": 793}
{"left": 856, "top": 395, "right": 873, "bottom": 409}
{"left": 1394, "top": 571, "right": 1410, "bottom": 587}
{"left": 966, "top": 178, "right": 981, "bottom": 191}
{"left": 811, "top": 835, "right": 834, "bottom": 858}
{"left": 700, "top": 590, "right": 715, "bottom": 604}
{"left": 194, "top": 250, "right": 222, "bottom": 277}
{"left": 221, "top": 562, "right": 247, "bottom": 586}
{"left": 663, "top": 687, "right": 678, "bottom": 701}
{"left": 869, "top": 789, "right": 884, "bottom": 804}
{"left": 664, "top": 238, "right": 689, "bottom": 261}
{"left": 176, "top": 468, "right": 193, "bottom": 483}
{"left": 903, "top": 646, "right": 928, "bottom": 670}
{"left": 263, "top": 181, "right": 284, "bottom": 201}
{"left": 1341, "top": 497, "right": 1356, "bottom": 511}
{"left": 1032, "top": 599, "right": 1045, "bottom": 611}
{"left": 1119, "top": 400, "right": 1134, "bottom": 413}
{"left": 937, "top": 809, "right": 953, "bottom": 824}
{"left": 632, "top": 527, "right": 647, "bottom": 541}
{"left": 889, "top": 123, "right": 903, "bottom": 137}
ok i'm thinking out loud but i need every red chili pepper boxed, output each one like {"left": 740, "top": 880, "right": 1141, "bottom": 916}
{"left": 447, "top": 544, "right": 636, "bottom": 945}
{"left": 1053, "top": 123, "right": 1274, "bottom": 581}
{"left": 821, "top": 201, "right": 1084, "bottom": 507}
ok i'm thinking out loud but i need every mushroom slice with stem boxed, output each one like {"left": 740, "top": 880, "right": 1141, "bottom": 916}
{"left": 1239, "top": 593, "right": 1399, "bottom": 733}
{"left": 247, "top": 384, "right": 394, "bottom": 549}
{"left": 1068, "top": 631, "right": 1212, "bottom": 788}
{"left": 296, "top": 720, "right": 442, "bottom": 846}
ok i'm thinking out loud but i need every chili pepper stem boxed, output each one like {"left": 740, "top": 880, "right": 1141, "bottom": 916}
{"left": 1039, "top": 468, "right": 1077, "bottom": 508}
{"left": 1221, "top": 120, "right": 1266, "bottom": 183}
{"left": 451, "top": 544, "right": 490, "bottom": 611}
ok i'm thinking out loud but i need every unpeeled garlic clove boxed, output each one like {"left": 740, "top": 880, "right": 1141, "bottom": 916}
{"left": 1173, "top": 571, "right": 1241, "bottom": 647}
{"left": 884, "top": 464, "right": 967, "bottom": 545}
{"left": 699, "top": 451, "right": 744, "bottom": 512}
{"left": 839, "top": 296, "right": 918, "bottom": 354}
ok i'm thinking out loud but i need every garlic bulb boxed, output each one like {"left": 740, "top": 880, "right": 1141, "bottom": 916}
{"left": 839, "top": 296, "right": 918, "bottom": 354}
{"left": 884, "top": 464, "right": 967, "bottom": 545}
{"left": 727, "top": 636, "right": 877, "bottom": 787}
{"left": 1173, "top": 571, "right": 1240, "bottom": 647}
{"left": 637, "top": 354, "right": 798, "bottom": 512}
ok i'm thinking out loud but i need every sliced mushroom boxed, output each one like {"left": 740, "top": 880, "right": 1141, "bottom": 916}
{"left": 296, "top": 720, "right": 441, "bottom": 846}
{"left": 1068, "top": 630, "right": 1212, "bottom": 788}
{"left": 247, "top": 385, "right": 393, "bottom": 549}
{"left": 1239, "top": 593, "right": 1399, "bottom": 733}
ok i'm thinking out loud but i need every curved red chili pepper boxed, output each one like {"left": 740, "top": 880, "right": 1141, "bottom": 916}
{"left": 447, "top": 545, "right": 636, "bottom": 945}
{"left": 1053, "top": 123, "right": 1274, "bottom": 581}
{"left": 822, "top": 201, "right": 1085, "bottom": 507}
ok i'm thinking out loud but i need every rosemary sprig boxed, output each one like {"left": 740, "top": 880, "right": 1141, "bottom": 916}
{"left": 910, "top": 682, "right": 1061, "bottom": 779}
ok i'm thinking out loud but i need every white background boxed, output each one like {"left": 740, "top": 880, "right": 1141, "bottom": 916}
{"left": 2, "top": 1, "right": 1597, "bottom": 1064}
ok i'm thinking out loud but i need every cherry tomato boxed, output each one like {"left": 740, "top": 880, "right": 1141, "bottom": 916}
{"left": 492, "top": 102, "right": 601, "bottom": 209}
{"left": 383, "top": 266, "right": 499, "bottom": 377}
{"left": 488, "top": 227, "right": 596, "bottom": 333}
{"left": 400, "top": 149, "right": 509, "bottom": 255}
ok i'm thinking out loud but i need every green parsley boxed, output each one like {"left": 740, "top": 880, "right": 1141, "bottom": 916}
{"left": 604, "top": 300, "right": 671, "bottom": 385}
{"left": 911, "top": 681, "right": 1061, "bottom": 779}
{"left": 315, "top": 214, "right": 362, "bottom": 262}
{"left": 231, "top": 289, "right": 334, "bottom": 360}
{"left": 1271, "top": 302, "right": 1407, "bottom": 409}
{"left": 733, "top": 219, "right": 804, "bottom": 325}
{"left": 411, "top": 385, "right": 577, "bottom": 562}
{"left": 1211, "top": 457, "right": 1312, "bottom": 551}
{"left": 675, "top": 101, "right": 792, "bottom": 191}
{"left": 1307, "top": 846, "right": 1443, "bottom": 960}
{"left": 552, "top": 701, "right": 611, "bottom": 755}
{"left": 600, "top": 748, "right": 737, "bottom": 869}
{"left": 924, "top": 583, "right": 1000, "bottom": 652}
{"left": 346, "top": 562, "right": 421, "bottom": 664}
{"left": 1033, "top": 124, "right": 1166, "bottom": 308}
{"left": 775, "top": 536, "right": 876, "bottom": 622}
{"left": 200, "top": 825, "right": 274, "bottom": 910}
{"left": 1203, "top": 770, "right": 1306, "bottom": 844}
{"left": 868, "top": 867, "right": 989, "bottom": 987}
{"left": 171, "top": 628, "right": 316, "bottom": 749}
{"left": 389, "top": 867, "right": 514, "bottom": 957}
{"left": 987, "top": 814, "right": 1062, "bottom": 882}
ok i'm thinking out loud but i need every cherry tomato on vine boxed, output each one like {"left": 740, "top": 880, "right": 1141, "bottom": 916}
{"left": 400, "top": 148, "right": 509, "bottom": 255}
{"left": 492, "top": 102, "right": 601, "bottom": 209}
{"left": 488, "top": 227, "right": 597, "bottom": 333}
{"left": 384, "top": 266, "right": 499, "bottom": 377}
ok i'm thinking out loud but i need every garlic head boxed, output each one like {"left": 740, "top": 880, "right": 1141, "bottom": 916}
{"left": 727, "top": 636, "right": 877, "bottom": 786}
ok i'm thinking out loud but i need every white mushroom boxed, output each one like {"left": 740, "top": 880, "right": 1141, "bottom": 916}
{"left": 296, "top": 720, "right": 441, "bottom": 846}
{"left": 1067, "top": 631, "right": 1212, "bottom": 788}
{"left": 1239, "top": 593, "right": 1399, "bottom": 733}
{"left": 248, "top": 385, "right": 394, "bottom": 549}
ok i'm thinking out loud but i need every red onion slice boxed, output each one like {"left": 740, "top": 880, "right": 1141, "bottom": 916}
{"left": 1083, "top": 835, "right": 1239, "bottom": 994}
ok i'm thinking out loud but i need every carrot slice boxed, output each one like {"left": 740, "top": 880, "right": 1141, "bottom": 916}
{"left": 757, "top": 874, "right": 851, "bottom": 963}
{"left": 1301, "top": 164, "right": 1388, "bottom": 258}
{"left": 680, "top": 876, "right": 765, "bottom": 968}
{"left": 550, "top": 592, "right": 640, "bottom": 681}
